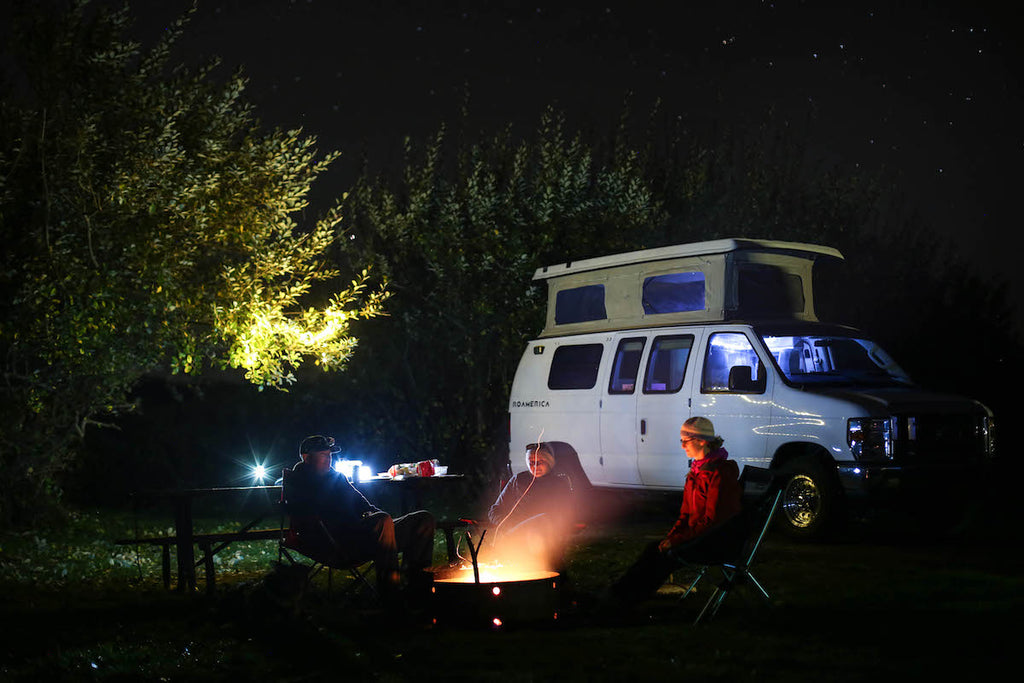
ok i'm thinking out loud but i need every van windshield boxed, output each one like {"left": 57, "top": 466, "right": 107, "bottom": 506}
{"left": 759, "top": 333, "right": 913, "bottom": 387}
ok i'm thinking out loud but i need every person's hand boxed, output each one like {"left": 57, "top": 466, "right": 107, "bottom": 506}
{"left": 658, "top": 538, "right": 673, "bottom": 553}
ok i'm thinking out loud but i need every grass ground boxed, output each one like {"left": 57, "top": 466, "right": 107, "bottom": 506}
{"left": 0, "top": 484, "right": 1019, "bottom": 682}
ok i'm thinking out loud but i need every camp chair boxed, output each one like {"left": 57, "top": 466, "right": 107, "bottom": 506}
{"left": 277, "top": 468, "right": 377, "bottom": 602}
{"left": 670, "top": 465, "right": 782, "bottom": 625}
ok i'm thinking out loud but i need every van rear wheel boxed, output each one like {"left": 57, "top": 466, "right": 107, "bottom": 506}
{"left": 778, "top": 456, "right": 842, "bottom": 540}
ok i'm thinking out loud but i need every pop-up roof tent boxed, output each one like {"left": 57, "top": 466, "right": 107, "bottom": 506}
{"left": 533, "top": 238, "right": 843, "bottom": 338}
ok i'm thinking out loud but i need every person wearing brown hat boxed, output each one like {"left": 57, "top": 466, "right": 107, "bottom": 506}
{"left": 284, "top": 435, "right": 436, "bottom": 601}
{"left": 487, "top": 443, "right": 573, "bottom": 569}
{"left": 608, "top": 416, "right": 742, "bottom": 601}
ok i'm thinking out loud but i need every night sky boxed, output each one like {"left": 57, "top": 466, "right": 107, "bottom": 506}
{"left": 130, "top": 1, "right": 1024, "bottom": 335}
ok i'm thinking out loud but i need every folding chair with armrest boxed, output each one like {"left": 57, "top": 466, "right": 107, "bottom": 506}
{"left": 277, "top": 468, "right": 377, "bottom": 601}
{"left": 670, "top": 465, "right": 782, "bottom": 624}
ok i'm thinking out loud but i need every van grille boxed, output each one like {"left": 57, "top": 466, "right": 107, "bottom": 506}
{"left": 893, "top": 414, "right": 986, "bottom": 464}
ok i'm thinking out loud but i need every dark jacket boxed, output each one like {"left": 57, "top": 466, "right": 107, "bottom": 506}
{"left": 488, "top": 470, "right": 573, "bottom": 529}
{"left": 666, "top": 449, "right": 742, "bottom": 546}
{"left": 284, "top": 461, "right": 380, "bottom": 532}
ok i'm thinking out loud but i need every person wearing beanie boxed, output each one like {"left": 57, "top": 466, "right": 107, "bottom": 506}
{"left": 284, "top": 435, "right": 436, "bottom": 601}
{"left": 487, "top": 443, "right": 573, "bottom": 569}
{"left": 609, "top": 416, "right": 742, "bottom": 601}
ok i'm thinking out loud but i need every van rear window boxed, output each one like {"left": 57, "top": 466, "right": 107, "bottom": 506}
{"left": 548, "top": 344, "right": 604, "bottom": 390}
{"left": 643, "top": 335, "right": 693, "bottom": 393}
{"left": 555, "top": 285, "right": 607, "bottom": 324}
{"left": 642, "top": 272, "right": 705, "bottom": 314}
{"left": 609, "top": 337, "right": 646, "bottom": 394}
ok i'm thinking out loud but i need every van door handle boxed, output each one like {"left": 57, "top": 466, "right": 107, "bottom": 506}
{"left": 640, "top": 419, "right": 646, "bottom": 435}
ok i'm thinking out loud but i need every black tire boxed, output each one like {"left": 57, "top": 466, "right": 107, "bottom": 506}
{"left": 777, "top": 456, "right": 844, "bottom": 540}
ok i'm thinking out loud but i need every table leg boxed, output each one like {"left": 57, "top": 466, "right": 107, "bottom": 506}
{"left": 173, "top": 495, "right": 196, "bottom": 592}
{"left": 444, "top": 526, "right": 458, "bottom": 564}
{"left": 200, "top": 541, "right": 216, "bottom": 593}
{"left": 161, "top": 544, "right": 171, "bottom": 590}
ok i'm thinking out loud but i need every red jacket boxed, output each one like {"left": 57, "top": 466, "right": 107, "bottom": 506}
{"left": 666, "top": 450, "right": 742, "bottom": 546}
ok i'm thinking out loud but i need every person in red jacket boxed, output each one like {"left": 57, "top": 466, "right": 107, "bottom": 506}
{"left": 609, "top": 416, "right": 742, "bottom": 601}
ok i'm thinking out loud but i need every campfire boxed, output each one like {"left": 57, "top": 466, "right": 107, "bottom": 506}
{"left": 430, "top": 530, "right": 562, "bottom": 628}
{"left": 434, "top": 563, "right": 559, "bottom": 584}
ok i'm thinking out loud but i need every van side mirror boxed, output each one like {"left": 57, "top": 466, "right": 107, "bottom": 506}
{"left": 728, "top": 365, "right": 766, "bottom": 393}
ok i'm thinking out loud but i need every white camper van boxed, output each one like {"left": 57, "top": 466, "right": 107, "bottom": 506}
{"left": 507, "top": 238, "right": 995, "bottom": 538}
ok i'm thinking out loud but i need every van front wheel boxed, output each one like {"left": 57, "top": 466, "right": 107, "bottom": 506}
{"left": 778, "top": 457, "right": 842, "bottom": 540}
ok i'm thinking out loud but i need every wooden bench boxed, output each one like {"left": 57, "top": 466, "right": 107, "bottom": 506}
{"left": 116, "top": 528, "right": 284, "bottom": 592}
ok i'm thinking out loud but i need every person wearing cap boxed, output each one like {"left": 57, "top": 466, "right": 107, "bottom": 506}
{"left": 284, "top": 435, "right": 436, "bottom": 600}
{"left": 487, "top": 443, "right": 574, "bottom": 569}
{"left": 608, "top": 416, "right": 742, "bottom": 601}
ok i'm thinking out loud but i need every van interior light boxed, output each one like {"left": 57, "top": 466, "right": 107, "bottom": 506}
{"left": 763, "top": 336, "right": 796, "bottom": 352}
{"left": 709, "top": 333, "right": 753, "bottom": 351}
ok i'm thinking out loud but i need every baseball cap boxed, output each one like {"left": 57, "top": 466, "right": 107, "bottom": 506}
{"left": 299, "top": 435, "right": 341, "bottom": 455}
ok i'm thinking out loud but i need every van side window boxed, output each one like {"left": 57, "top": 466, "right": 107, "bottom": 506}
{"left": 608, "top": 337, "right": 646, "bottom": 394}
{"left": 555, "top": 285, "right": 607, "bottom": 324}
{"left": 701, "top": 332, "right": 766, "bottom": 393}
{"left": 642, "top": 272, "right": 705, "bottom": 313}
{"left": 642, "top": 335, "right": 693, "bottom": 393}
{"left": 548, "top": 344, "right": 604, "bottom": 390}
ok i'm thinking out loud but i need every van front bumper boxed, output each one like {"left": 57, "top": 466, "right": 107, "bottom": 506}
{"left": 835, "top": 462, "right": 959, "bottom": 500}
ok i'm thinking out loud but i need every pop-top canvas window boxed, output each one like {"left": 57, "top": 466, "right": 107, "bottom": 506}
{"left": 555, "top": 285, "right": 607, "bottom": 324}
{"left": 548, "top": 344, "right": 604, "bottom": 390}
{"left": 737, "top": 266, "right": 804, "bottom": 316}
{"left": 642, "top": 272, "right": 705, "bottom": 314}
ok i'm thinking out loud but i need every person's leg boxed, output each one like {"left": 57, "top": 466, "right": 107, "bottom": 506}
{"left": 609, "top": 540, "right": 676, "bottom": 601}
{"left": 393, "top": 509, "right": 436, "bottom": 574}
{"left": 363, "top": 512, "right": 400, "bottom": 593}
{"left": 393, "top": 510, "right": 436, "bottom": 599}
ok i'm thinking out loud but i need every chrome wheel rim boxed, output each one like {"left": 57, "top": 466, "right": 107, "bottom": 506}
{"left": 782, "top": 474, "right": 821, "bottom": 529}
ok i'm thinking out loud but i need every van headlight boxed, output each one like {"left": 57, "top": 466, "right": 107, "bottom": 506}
{"left": 847, "top": 417, "right": 894, "bottom": 461}
{"left": 982, "top": 415, "right": 996, "bottom": 457}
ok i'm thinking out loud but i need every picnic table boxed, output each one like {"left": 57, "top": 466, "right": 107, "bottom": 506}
{"left": 116, "top": 475, "right": 466, "bottom": 593}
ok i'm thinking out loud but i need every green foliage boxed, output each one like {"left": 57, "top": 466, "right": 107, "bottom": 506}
{"left": 336, "top": 109, "right": 663, "bottom": 474}
{"left": 0, "top": 1, "right": 385, "bottom": 524}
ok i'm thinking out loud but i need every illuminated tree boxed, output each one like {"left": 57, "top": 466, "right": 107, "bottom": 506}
{"left": 0, "top": 2, "right": 385, "bottom": 523}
